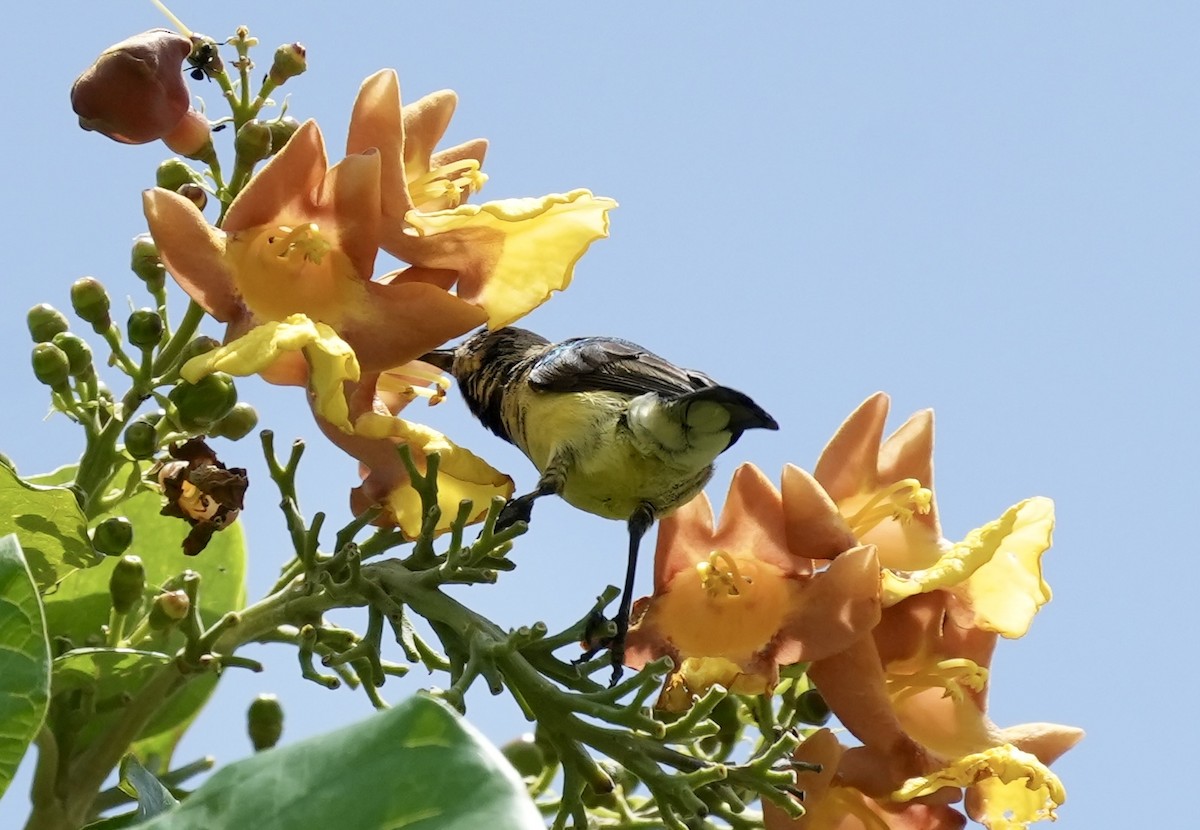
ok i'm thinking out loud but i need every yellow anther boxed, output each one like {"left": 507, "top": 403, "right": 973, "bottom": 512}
{"left": 378, "top": 363, "right": 452, "bottom": 406}
{"left": 268, "top": 224, "right": 331, "bottom": 265}
{"left": 178, "top": 480, "right": 219, "bottom": 522}
{"left": 696, "top": 549, "right": 751, "bottom": 598}
{"left": 408, "top": 160, "right": 487, "bottom": 210}
{"left": 845, "top": 479, "right": 933, "bottom": 537}
{"left": 886, "top": 658, "right": 989, "bottom": 704}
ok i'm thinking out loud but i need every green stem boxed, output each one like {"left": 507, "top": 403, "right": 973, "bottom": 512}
{"left": 152, "top": 301, "right": 206, "bottom": 376}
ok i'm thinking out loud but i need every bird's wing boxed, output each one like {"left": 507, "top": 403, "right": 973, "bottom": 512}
{"left": 528, "top": 337, "right": 715, "bottom": 398}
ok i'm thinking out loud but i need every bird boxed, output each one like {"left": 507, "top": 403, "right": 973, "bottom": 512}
{"left": 421, "top": 326, "right": 779, "bottom": 684}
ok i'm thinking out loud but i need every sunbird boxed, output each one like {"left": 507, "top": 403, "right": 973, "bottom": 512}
{"left": 422, "top": 327, "right": 778, "bottom": 683}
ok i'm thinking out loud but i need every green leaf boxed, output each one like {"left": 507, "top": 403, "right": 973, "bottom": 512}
{"left": 52, "top": 648, "right": 172, "bottom": 698}
{"left": 119, "top": 754, "right": 179, "bottom": 819}
{"left": 0, "top": 462, "right": 101, "bottom": 591}
{"left": 42, "top": 488, "right": 246, "bottom": 771}
{"left": 0, "top": 535, "right": 52, "bottom": 800}
{"left": 138, "top": 695, "right": 542, "bottom": 830}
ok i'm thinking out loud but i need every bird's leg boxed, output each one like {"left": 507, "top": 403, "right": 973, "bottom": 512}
{"left": 495, "top": 455, "right": 570, "bottom": 531}
{"left": 576, "top": 502, "right": 655, "bottom": 687}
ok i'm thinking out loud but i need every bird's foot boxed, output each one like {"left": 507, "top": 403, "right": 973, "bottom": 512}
{"left": 573, "top": 610, "right": 627, "bottom": 687}
{"left": 494, "top": 495, "right": 535, "bottom": 532}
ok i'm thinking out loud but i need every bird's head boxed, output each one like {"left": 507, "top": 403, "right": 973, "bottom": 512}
{"left": 420, "top": 327, "right": 550, "bottom": 382}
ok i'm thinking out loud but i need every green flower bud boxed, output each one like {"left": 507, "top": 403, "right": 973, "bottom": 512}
{"left": 170, "top": 373, "right": 238, "bottom": 430}
{"left": 92, "top": 516, "right": 134, "bottom": 556}
{"left": 794, "top": 687, "right": 831, "bottom": 725}
{"left": 130, "top": 234, "right": 166, "bottom": 289}
{"left": 209, "top": 402, "right": 259, "bottom": 441}
{"left": 155, "top": 157, "right": 202, "bottom": 192}
{"left": 234, "top": 119, "right": 273, "bottom": 164}
{"left": 148, "top": 589, "right": 190, "bottom": 630}
{"left": 266, "top": 116, "right": 301, "bottom": 155}
{"left": 31, "top": 343, "right": 71, "bottom": 389}
{"left": 268, "top": 43, "right": 306, "bottom": 85}
{"left": 108, "top": 554, "right": 146, "bottom": 614}
{"left": 27, "top": 304, "right": 70, "bottom": 343}
{"left": 51, "top": 332, "right": 94, "bottom": 377}
{"left": 127, "top": 308, "right": 164, "bottom": 349}
{"left": 178, "top": 335, "right": 221, "bottom": 365}
{"left": 247, "top": 694, "right": 284, "bottom": 751}
{"left": 500, "top": 734, "right": 546, "bottom": 779}
{"left": 70, "top": 277, "right": 112, "bottom": 330}
{"left": 123, "top": 413, "right": 162, "bottom": 459}
{"left": 177, "top": 182, "right": 208, "bottom": 211}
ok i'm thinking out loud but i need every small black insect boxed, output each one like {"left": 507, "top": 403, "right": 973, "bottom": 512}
{"left": 186, "top": 37, "right": 222, "bottom": 81}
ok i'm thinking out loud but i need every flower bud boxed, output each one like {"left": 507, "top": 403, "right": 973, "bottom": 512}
{"left": 109, "top": 554, "right": 146, "bottom": 614}
{"left": 155, "top": 158, "right": 203, "bottom": 192}
{"left": 177, "top": 182, "right": 208, "bottom": 211}
{"left": 123, "top": 412, "right": 162, "bottom": 460}
{"left": 92, "top": 516, "right": 134, "bottom": 556}
{"left": 130, "top": 234, "right": 166, "bottom": 290}
{"left": 247, "top": 694, "right": 284, "bottom": 751}
{"left": 266, "top": 117, "right": 301, "bottom": 156}
{"left": 27, "top": 304, "right": 70, "bottom": 343}
{"left": 127, "top": 308, "right": 164, "bottom": 349}
{"left": 70, "top": 277, "right": 112, "bottom": 330}
{"left": 209, "top": 402, "right": 259, "bottom": 441}
{"left": 51, "top": 332, "right": 94, "bottom": 377}
{"left": 794, "top": 688, "right": 831, "bottom": 725}
{"left": 31, "top": 343, "right": 71, "bottom": 389}
{"left": 148, "top": 589, "right": 190, "bottom": 630}
{"left": 170, "top": 373, "right": 238, "bottom": 430}
{"left": 499, "top": 734, "right": 546, "bottom": 779}
{"left": 178, "top": 336, "right": 221, "bottom": 364}
{"left": 268, "top": 43, "right": 307, "bottom": 85}
{"left": 234, "top": 119, "right": 273, "bottom": 164}
{"left": 163, "top": 108, "right": 215, "bottom": 161}
{"left": 71, "top": 30, "right": 192, "bottom": 144}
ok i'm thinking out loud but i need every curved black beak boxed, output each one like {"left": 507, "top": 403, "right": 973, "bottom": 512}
{"left": 419, "top": 348, "right": 456, "bottom": 372}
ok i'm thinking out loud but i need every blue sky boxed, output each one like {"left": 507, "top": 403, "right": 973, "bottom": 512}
{"left": 3, "top": 3, "right": 1197, "bottom": 827}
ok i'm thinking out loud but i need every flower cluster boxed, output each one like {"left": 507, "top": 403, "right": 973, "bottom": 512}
{"left": 75, "top": 28, "right": 616, "bottom": 535}
{"left": 626, "top": 393, "right": 1082, "bottom": 829}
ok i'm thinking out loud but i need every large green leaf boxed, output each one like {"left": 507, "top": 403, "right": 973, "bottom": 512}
{"left": 0, "top": 535, "right": 52, "bottom": 800}
{"left": 42, "top": 488, "right": 246, "bottom": 771}
{"left": 119, "top": 754, "right": 179, "bottom": 819}
{"left": 138, "top": 695, "right": 542, "bottom": 830}
{"left": 0, "top": 462, "right": 100, "bottom": 591}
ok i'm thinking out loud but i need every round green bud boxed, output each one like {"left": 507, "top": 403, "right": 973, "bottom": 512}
{"left": 209, "top": 402, "right": 259, "bottom": 441}
{"left": 268, "top": 42, "right": 307, "bottom": 85}
{"left": 247, "top": 694, "right": 284, "bottom": 751}
{"left": 51, "top": 332, "right": 94, "bottom": 377}
{"left": 169, "top": 372, "right": 238, "bottom": 429}
{"left": 177, "top": 182, "right": 208, "bottom": 211}
{"left": 177, "top": 335, "right": 221, "bottom": 365}
{"left": 234, "top": 119, "right": 273, "bottom": 164}
{"left": 127, "top": 308, "right": 164, "bottom": 349}
{"left": 266, "top": 116, "right": 301, "bottom": 155}
{"left": 130, "top": 234, "right": 166, "bottom": 288}
{"left": 123, "top": 415, "right": 161, "bottom": 460}
{"left": 108, "top": 554, "right": 145, "bottom": 614}
{"left": 27, "top": 304, "right": 70, "bottom": 343}
{"left": 499, "top": 734, "right": 546, "bottom": 779}
{"left": 92, "top": 516, "right": 134, "bottom": 556}
{"left": 70, "top": 277, "right": 112, "bottom": 329}
{"left": 794, "top": 688, "right": 831, "bottom": 726}
{"left": 31, "top": 343, "right": 71, "bottom": 389}
{"left": 155, "top": 157, "right": 202, "bottom": 192}
{"left": 148, "top": 589, "right": 190, "bottom": 630}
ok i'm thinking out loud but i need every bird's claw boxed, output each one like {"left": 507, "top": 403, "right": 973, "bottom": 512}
{"left": 573, "top": 610, "right": 626, "bottom": 687}
{"left": 495, "top": 496, "right": 534, "bottom": 532}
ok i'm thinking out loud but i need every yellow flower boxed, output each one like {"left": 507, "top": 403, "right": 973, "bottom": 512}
{"left": 625, "top": 464, "right": 881, "bottom": 711}
{"left": 763, "top": 729, "right": 969, "bottom": 830}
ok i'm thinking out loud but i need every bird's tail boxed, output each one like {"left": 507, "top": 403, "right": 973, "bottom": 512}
{"left": 675, "top": 386, "right": 779, "bottom": 437}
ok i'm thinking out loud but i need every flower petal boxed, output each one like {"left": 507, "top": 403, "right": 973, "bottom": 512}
{"left": 223, "top": 120, "right": 329, "bottom": 232}
{"left": 814, "top": 392, "right": 890, "bottom": 501}
{"left": 713, "top": 464, "right": 802, "bottom": 574}
{"left": 652, "top": 491, "right": 717, "bottom": 589}
{"left": 775, "top": 545, "right": 882, "bottom": 664}
{"left": 143, "top": 188, "right": 242, "bottom": 321}
{"left": 347, "top": 69, "right": 414, "bottom": 222}
{"left": 781, "top": 464, "right": 859, "bottom": 562}
{"left": 398, "top": 189, "right": 617, "bottom": 327}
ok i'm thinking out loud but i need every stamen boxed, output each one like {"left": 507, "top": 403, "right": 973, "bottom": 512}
{"left": 844, "top": 478, "right": 933, "bottom": 537}
{"left": 268, "top": 224, "right": 331, "bottom": 265}
{"left": 378, "top": 363, "right": 452, "bottom": 406}
{"left": 885, "top": 658, "right": 989, "bottom": 704}
{"left": 696, "top": 549, "right": 752, "bottom": 598}
{"left": 150, "top": 0, "right": 194, "bottom": 37}
{"left": 408, "top": 160, "right": 488, "bottom": 210}
{"left": 178, "top": 481, "right": 219, "bottom": 522}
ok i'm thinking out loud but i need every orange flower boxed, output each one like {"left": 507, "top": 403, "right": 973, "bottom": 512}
{"left": 624, "top": 464, "right": 880, "bottom": 711}
{"left": 763, "top": 729, "right": 968, "bottom": 830}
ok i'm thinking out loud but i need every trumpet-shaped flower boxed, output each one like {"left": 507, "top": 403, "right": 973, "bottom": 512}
{"left": 625, "top": 464, "right": 881, "bottom": 710}
{"left": 763, "top": 729, "right": 968, "bottom": 830}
